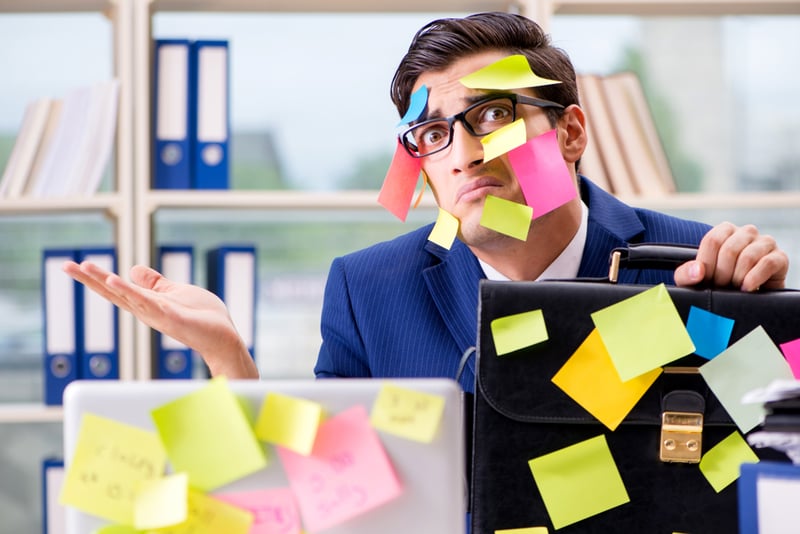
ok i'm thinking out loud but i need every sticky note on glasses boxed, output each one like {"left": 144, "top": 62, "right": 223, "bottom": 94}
{"left": 480, "top": 194, "right": 532, "bottom": 241}
{"left": 378, "top": 140, "right": 421, "bottom": 221}
{"left": 428, "top": 208, "right": 459, "bottom": 250}
{"left": 398, "top": 85, "right": 428, "bottom": 126}
{"left": 459, "top": 54, "right": 561, "bottom": 90}
{"left": 481, "top": 118, "right": 527, "bottom": 162}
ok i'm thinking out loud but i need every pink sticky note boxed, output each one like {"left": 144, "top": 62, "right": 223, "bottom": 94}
{"left": 508, "top": 128, "right": 577, "bottom": 219}
{"left": 780, "top": 338, "right": 800, "bottom": 379}
{"left": 215, "top": 488, "right": 301, "bottom": 534}
{"left": 277, "top": 405, "right": 403, "bottom": 532}
{"left": 377, "top": 140, "right": 421, "bottom": 221}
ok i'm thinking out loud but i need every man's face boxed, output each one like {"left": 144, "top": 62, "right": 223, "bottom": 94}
{"left": 412, "top": 51, "right": 564, "bottom": 247}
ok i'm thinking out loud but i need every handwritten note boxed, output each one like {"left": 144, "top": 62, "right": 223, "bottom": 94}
{"left": 254, "top": 392, "right": 323, "bottom": 456}
{"left": 152, "top": 489, "right": 254, "bottom": 534}
{"left": 528, "top": 435, "right": 629, "bottom": 529}
{"left": 552, "top": 328, "right": 662, "bottom": 431}
{"left": 370, "top": 383, "right": 446, "bottom": 443}
{"left": 215, "top": 488, "right": 302, "bottom": 534}
{"left": 508, "top": 129, "right": 577, "bottom": 219}
{"left": 134, "top": 472, "right": 187, "bottom": 530}
{"left": 59, "top": 413, "right": 167, "bottom": 526}
{"left": 428, "top": 207, "right": 459, "bottom": 250}
{"left": 591, "top": 284, "right": 695, "bottom": 381}
{"left": 459, "top": 54, "right": 561, "bottom": 90}
{"left": 150, "top": 377, "right": 267, "bottom": 492}
{"left": 481, "top": 118, "right": 527, "bottom": 162}
{"left": 490, "top": 309, "right": 548, "bottom": 356}
{"left": 278, "top": 405, "right": 403, "bottom": 532}
{"left": 377, "top": 140, "right": 421, "bottom": 221}
{"left": 480, "top": 194, "right": 533, "bottom": 241}
{"left": 686, "top": 306, "right": 735, "bottom": 360}
{"left": 699, "top": 431, "right": 759, "bottom": 493}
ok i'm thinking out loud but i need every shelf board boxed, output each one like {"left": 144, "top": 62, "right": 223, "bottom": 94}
{"left": 617, "top": 191, "right": 800, "bottom": 211}
{"left": 0, "top": 193, "right": 122, "bottom": 216}
{"left": 0, "top": 404, "right": 63, "bottom": 424}
{"left": 553, "top": 0, "right": 800, "bottom": 15}
{"left": 148, "top": 0, "right": 512, "bottom": 13}
{"left": 0, "top": 0, "right": 112, "bottom": 13}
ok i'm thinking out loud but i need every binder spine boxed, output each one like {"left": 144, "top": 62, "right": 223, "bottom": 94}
{"left": 191, "top": 39, "right": 230, "bottom": 190}
{"left": 154, "top": 245, "right": 195, "bottom": 379}
{"left": 75, "top": 247, "right": 119, "bottom": 380}
{"left": 206, "top": 245, "right": 257, "bottom": 359}
{"left": 42, "top": 248, "right": 79, "bottom": 406}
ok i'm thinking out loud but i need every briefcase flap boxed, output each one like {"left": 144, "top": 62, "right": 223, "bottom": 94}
{"left": 476, "top": 280, "right": 800, "bottom": 427}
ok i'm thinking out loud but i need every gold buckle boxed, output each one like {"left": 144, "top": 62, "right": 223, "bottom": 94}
{"left": 660, "top": 411, "right": 703, "bottom": 463}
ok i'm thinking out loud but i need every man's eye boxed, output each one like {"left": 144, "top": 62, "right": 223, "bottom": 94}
{"left": 418, "top": 125, "right": 448, "bottom": 146}
{"left": 479, "top": 105, "right": 512, "bottom": 123}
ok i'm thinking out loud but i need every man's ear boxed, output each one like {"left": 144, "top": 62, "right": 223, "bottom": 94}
{"left": 557, "top": 104, "right": 587, "bottom": 165}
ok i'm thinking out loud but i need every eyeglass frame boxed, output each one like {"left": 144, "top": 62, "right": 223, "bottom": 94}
{"left": 399, "top": 92, "right": 565, "bottom": 158}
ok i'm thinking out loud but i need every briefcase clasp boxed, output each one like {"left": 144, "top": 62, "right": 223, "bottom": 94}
{"left": 660, "top": 411, "right": 703, "bottom": 463}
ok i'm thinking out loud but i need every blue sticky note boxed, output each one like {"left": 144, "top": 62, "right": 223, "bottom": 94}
{"left": 398, "top": 85, "right": 428, "bottom": 126}
{"left": 686, "top": 306, "right": 735, "bottom": 360}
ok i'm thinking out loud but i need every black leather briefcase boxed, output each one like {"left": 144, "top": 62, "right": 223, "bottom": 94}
{"left": 470, "top": 245, "right": 800, "bottom": 533}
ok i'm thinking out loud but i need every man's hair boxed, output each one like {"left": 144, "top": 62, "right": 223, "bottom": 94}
{"left": 390, "top": 12, "right": 579, "bottom": 126}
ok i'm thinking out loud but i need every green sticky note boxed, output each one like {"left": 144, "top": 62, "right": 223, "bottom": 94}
{"left": 528, "top": 435, "right": 629, "bottom": 529}
{"left": 699, "top": 431, "right": 759, "bottom": 492}
{"left": 481, "top": 118, "right": 527, "bottom": 162}
{"left": 370, "top": 383, "right": 447, "bottom": 443}
{"left": 134, "top": 472, "right": 187, "bottom": 530}
{"left": 480, "top": 194, "right": 532, "bottom": 241}
{"left": 491, "top": 309, "right": 548, "bottom": 356}
{"left": 699, "top": 326, "right": 795, "bottom": 433}
{"left": 428, "top": 207, "right": 459, "bottom": 250}
{"left": 459, "top": 54, "right": 561, "bottom": 90}
{"left": 150, "top": 377, "right": 267, "bottom": 492}
{"left": 254, "top": 392, "right": 323, "bottom": 455}
{"left": 591, "top": 284, "right": 695, "bottom": 381}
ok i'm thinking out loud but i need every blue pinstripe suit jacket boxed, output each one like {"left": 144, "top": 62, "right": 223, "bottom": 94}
{"left": 315, "top": 178, "right": 711, "bottom": 392}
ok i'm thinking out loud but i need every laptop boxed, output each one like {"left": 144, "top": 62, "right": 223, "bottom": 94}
{"left": 62, "top": 378, "right": 466, "bottom": 534}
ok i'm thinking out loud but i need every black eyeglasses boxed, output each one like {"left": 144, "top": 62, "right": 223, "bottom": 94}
{"left": 399, "top": 93, "right": 564, "bottom": 158}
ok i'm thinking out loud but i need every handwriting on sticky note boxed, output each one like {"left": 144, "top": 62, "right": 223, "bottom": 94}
{"left": 254, "top": 392, "right": 323, "bottom": 456}
{"left": 278, "top": 405, "right": 403, "bottom": 532}
{"left": 152, "top": 489, "right": 254, "bottom": 534}
{"left": 480, "top": 194, "right": 533, "bottom": 242}
{"left": 459, "top": 54, "right": 561, "bottom": 90}
{"left": 370, "top": 384, "right": 446, "bottom": 443}
{"left": 215, "top": 487, "right": 302, "bottom": 534}
{"left": 491, "top": 308, "right": 548, "bottom": 356}
{"left": 699, "top": 431, "right": 759, "bottom": 493}
{"left": 59, "top": 413, "right": 167, "bottom": 526}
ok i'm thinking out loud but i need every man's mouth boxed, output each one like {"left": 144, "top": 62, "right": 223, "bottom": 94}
{"left": 456, "top": 177, "right": 504, "bottom": 204}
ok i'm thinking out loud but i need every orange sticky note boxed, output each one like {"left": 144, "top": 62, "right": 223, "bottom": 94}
{"left": 377, "top": 140, "right": 421, "bottom": 221}
{"left": 277, "top": 405, "right": 403, "bottom": 532}
{"left": 254, "top": 392, "right": 323, "bottom": 456}
{"left": 480, "top": 194, "right": 533, "bottom": 241}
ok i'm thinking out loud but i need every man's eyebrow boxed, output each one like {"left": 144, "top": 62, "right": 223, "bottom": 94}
{"left": 415, "top": 91, "right": 514, "bottom": 123}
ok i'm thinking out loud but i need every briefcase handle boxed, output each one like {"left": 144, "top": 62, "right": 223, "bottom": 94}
{"left": 609, "top": 243, "right": 698, "bottom": 283}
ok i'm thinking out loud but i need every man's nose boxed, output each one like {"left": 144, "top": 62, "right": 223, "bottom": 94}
{"left": 449, "top": 120, "right": 484, "bottom": 172}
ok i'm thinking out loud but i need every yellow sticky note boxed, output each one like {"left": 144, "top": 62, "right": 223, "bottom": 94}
{"left": 481, "top": 118, "right": 527, "bottom": 162}
{"left": 495, "top": 528, "right": 549, "bottom": 534}
{"left": 699, "top": 431, "right": 759, "bottom": 493}
{"left": 591, "top": 284, "right": 695, "bottom": 382}
{"left": 491, "top": 309, "right": 547, "bottom": 356}
{"left": 91, "top": 526, "right": 141, "bottom": 534}
{"left": 528, "top": 435, "right": 629, "bottom": 530}
{"left": 60, "top": 413, "right": 167, "bottom": 526}
{"left": 150, "top": 377, "right": 267, "bottom": 492}
{"left": 552, "top": 328, "right": 662, "bottom": 430}
{"left": 428, "top": 207, "right": 459, "bottom": 250}
{"left": 152, "top": 489, "right": 254, "bottom": 534}
{"left": 370, "top": 383, "right": 446, "bottom": 443}
{"left": 254, "top": 392, "right": 323, "bottom": 455}
{"left": 480, "top": 194, "right": 533, "bottom": 241}
{"left": 134, "top": 472, "right": 187, "bottom": 530}
{"left": 459, "top": 54, "right": 561, "bottom": 90}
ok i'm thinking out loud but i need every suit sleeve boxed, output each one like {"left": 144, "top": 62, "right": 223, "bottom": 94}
{"left": 314, "top": 256, "right": 372, "bottom": 378}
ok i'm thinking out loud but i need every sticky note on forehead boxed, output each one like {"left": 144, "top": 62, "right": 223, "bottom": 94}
{"left": 398, "top": 85, "right": 428, "bottom": 126}
{"left": 459, "top": 54, "right": 561, "bottom": 90}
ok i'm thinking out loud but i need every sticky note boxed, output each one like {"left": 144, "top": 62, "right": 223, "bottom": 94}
{"left": 480, "top": 118, "right": 527, "bottom": 162}
{"left": 699, "top": 431, "right": 759, "bottom": 493}
{"left": 508, "top": 129, "right": 577, "bottom": 219}
{"left": 459, "top": 54, "right": 561, "bottom": 90}
{"left": 552, "top": 328, "right": 662, "bottom": 430}
{"left": 150, "top": 377, "right": 267, "bottom": 492}
{"left": 92, "top": 526, "right": 141, "bottom": 534}
{"left": 398, "top": 85, "right": 427, "bottom": 126}
{"left": 428, "top": 207, "right": 459, "bottom": 250}
{"left": 370, "top": 383, "right": 446, "bottom": 443}
{"left": 134, "top": 472, "right": 187, "bottom": 530}
{"left": 154, "top": 489, "right": 254, "bottom": 534}
{"left": 591, "top": 284, "right": 695, "bottom": 381}
{"left": 278, "top": 405, "right": 403, "bottom": 532}
{"left": 495, "top": 528, "right": 549, "bottom": 534}
{"left": 490, "top": 309, "right": 548, "bottom": 356}
{"left": 686, "top": 306, "right": 735, "bottom": 359}
{"left": 479, "top": 194, "right": 533, "bottom": 241}
{"left": 254, "top": 392, "right": 323, "bottom": 456}
{"left": 59, "top": 413, "right": 167, "bottom": 526}
{"left": 377, "top": 140, "right": 421, "bottom": 221}
{"left": 700, "top": 326, "right": 794, "bottom": 433}
{"left": 215, "top": 488, "right": 302, "bottom": 534}
{"left": 528, "top": 435, "right": 629, "bottom": 529}
{"left": 779, "top": 337, "right": 800, "bottom": 379}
